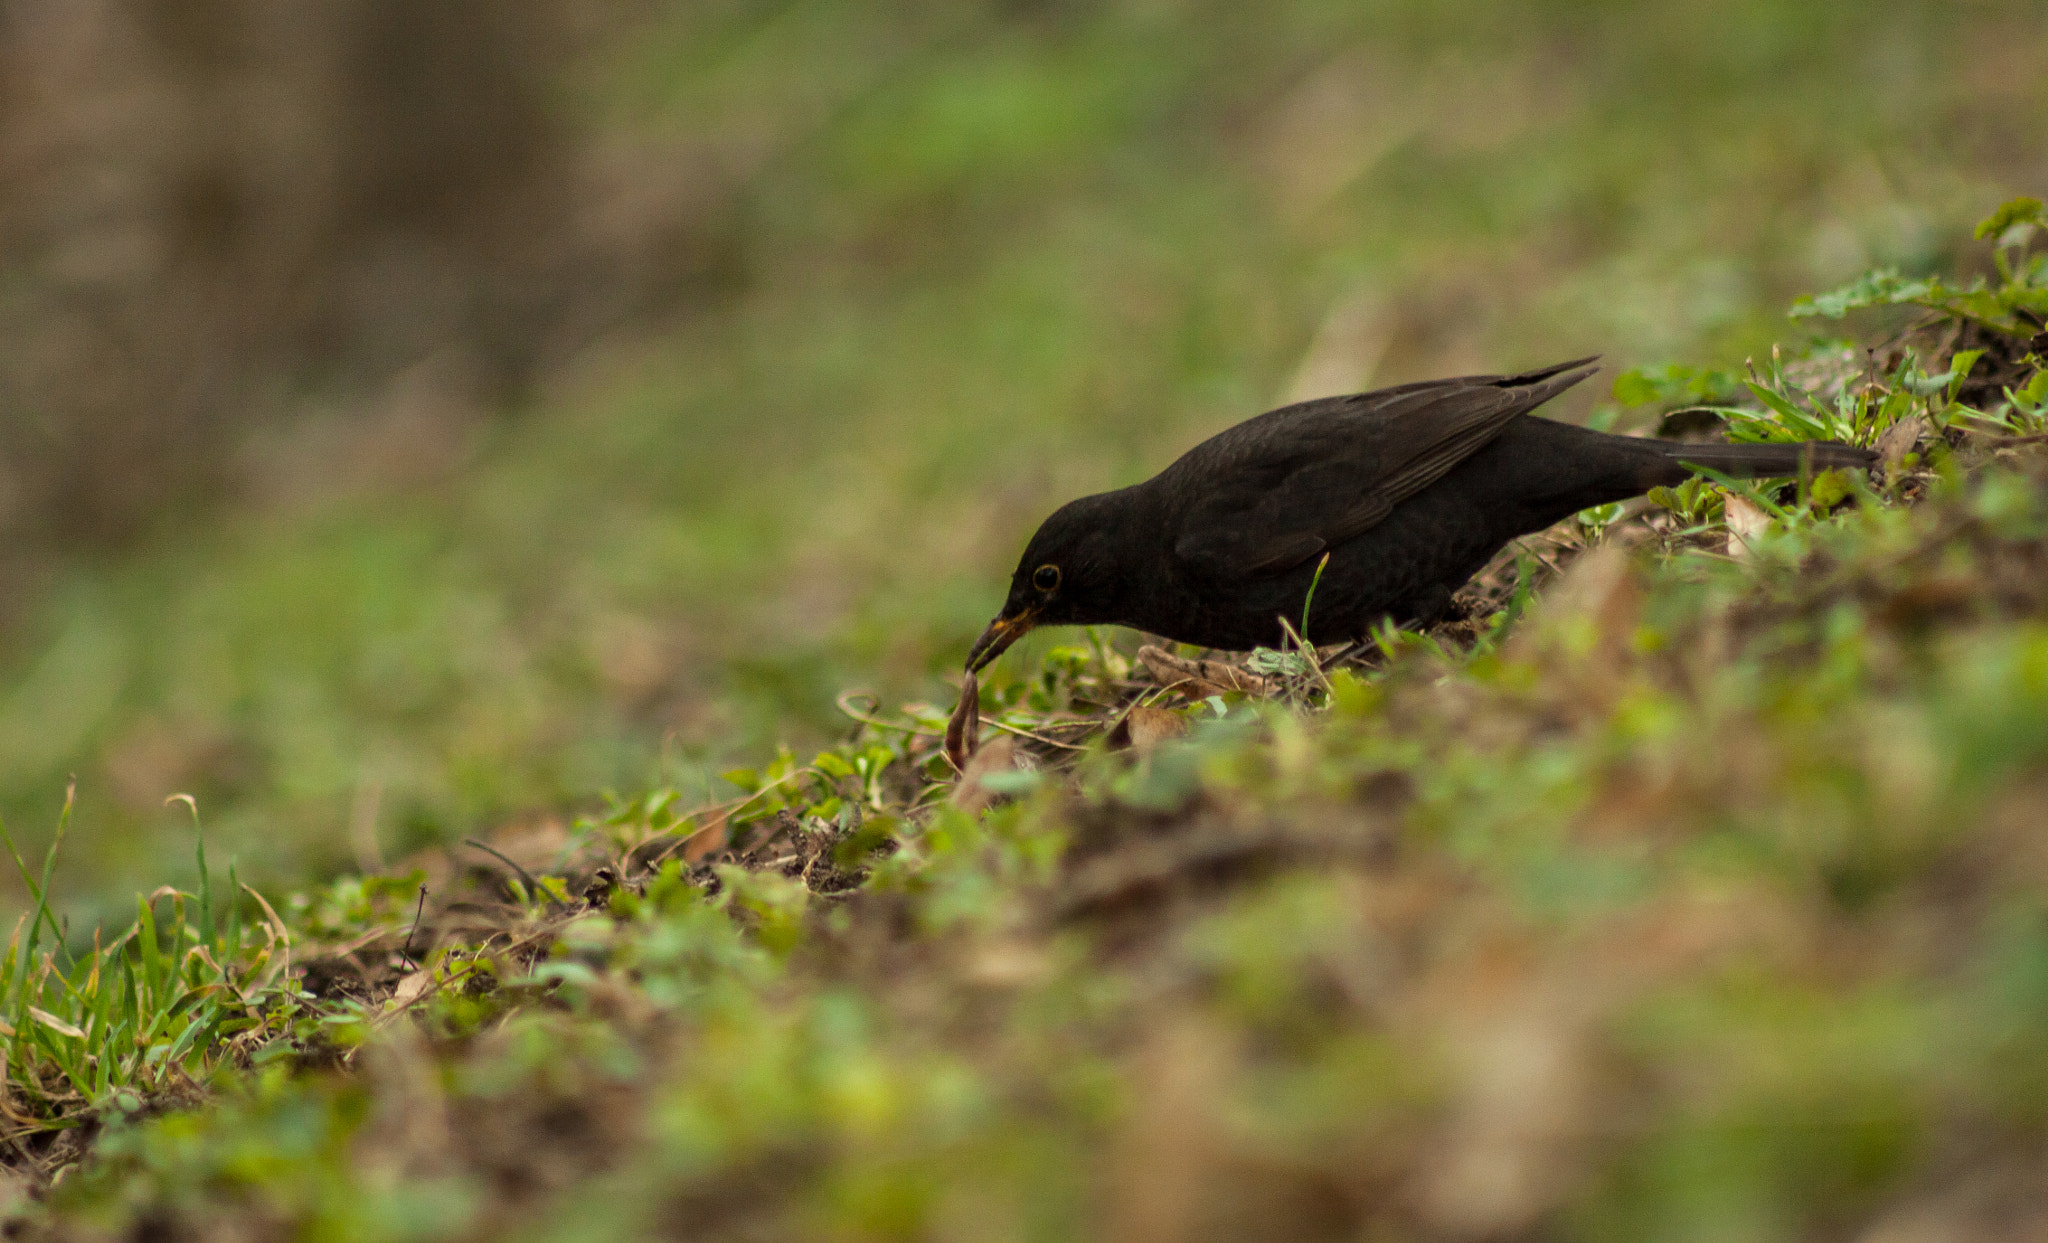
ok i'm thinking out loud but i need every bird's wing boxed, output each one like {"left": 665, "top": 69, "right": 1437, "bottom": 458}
{"left": 1171, "top": 358, "right": 1598, "bottom": 581}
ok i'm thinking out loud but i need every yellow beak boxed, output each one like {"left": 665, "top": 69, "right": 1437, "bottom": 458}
{"left": 965, "top": 608, "right": 1039, "bottom": 674}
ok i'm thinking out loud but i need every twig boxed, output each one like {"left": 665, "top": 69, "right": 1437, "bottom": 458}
{"left": 836, "top": 691, "right": 943, "bottom": 737}
{"left": 1512, "top": 538, "right": 1568, "bottom": 579}
{"left": 1275, "top": 615, "right": 1333, "bottom": 697}
{"left": 634, "top": 766, "right": 824, "bottom": 872}
{"left": 985, "top": 718, "right": 1091, "bottom": 750}
{"left": 1323, "top": 639, "right": 1371, "bottom": 668}
{"left": 698, "top": 766, "right": 819, "bottom": 824}
{"left": 463, "top": 839, "right": 544, "bottom": 903}
{"left": 397, "top": 884, "right": 427, "bottom": 971}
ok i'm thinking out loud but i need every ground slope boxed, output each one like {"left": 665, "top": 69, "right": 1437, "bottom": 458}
{"left": 2, "top": 204, "right": 2047, "bottom": 1242}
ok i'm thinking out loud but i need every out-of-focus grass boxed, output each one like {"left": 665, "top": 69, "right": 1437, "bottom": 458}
{"left": 2, "top": 0, "right": 2044, "bottom": 910}
{"left": 13, "top": 227, "right": 2048, "bottom": 1234}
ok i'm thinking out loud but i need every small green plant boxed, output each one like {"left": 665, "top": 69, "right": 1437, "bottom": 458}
{"left": 1614, "top": 198, "right": 2048, "bottom": 458}
{"left": 1790, "top": 197, "right": 2048, "bottom": 334}
{"left": 0, "top": 793, "right": 302, "bottom": 1137}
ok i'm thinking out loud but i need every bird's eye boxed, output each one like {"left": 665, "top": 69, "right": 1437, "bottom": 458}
{"left": 1033, "top": 564, "right": 1061, "bottom": 592}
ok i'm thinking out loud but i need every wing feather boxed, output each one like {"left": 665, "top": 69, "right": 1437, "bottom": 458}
{"left": 1170, "top": 358, "right": 1597, "bottom": 581}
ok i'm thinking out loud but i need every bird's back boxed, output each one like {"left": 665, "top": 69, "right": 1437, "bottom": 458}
{"left": 1149, "top": 359, "right": 1601, "bottom": 583}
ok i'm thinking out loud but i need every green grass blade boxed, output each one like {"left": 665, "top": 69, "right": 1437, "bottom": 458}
{"left": 223, "top": 862, "right": 244, "bottom": 978}
{"left": 14, "top": 784, "right": 76, "bottom": 1005}
{"left": 168, "top": 796, "right": 216, "bottom": 947}
{"left": 0, "top": 812, "right": 65, "bottom": 954}
{"left": 1742, "top": 380, "right": 1829, "bottom": 440}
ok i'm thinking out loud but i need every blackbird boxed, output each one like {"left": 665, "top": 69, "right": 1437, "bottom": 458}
{"left": 964, "top": 357, "right": 1876, "bottom": 674}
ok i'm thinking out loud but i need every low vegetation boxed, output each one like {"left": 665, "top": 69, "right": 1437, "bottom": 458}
{"left": 1, "top": 201, "right": 2045, "bottom": 1240}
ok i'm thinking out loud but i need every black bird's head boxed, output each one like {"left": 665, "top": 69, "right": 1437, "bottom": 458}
{"left": 966, "top": 490, "right": 1136, "bottom": 674}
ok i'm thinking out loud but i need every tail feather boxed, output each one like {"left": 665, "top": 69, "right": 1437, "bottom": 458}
{"left": 1658, "top": 439, "right": 1876, "bottom": 479}
{"left": 1491, "top": 354, "right": 1602, "bottom": 389}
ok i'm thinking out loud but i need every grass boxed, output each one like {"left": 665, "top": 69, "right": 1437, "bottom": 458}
{"left": 4, "top": 0, "right": 2045, "bottom": 917}
{"left": 0, "top": 792, "right": 302, "bottom": 1158}
{"left": 0, "top": 203, "right": 2042, "bottom": 1237}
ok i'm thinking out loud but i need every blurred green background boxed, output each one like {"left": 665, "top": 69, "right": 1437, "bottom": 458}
{"left": 0, "top": 0, "right": 2042, "bottom": 911}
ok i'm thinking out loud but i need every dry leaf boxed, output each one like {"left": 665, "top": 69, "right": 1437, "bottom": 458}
{"left": 1875, "top": 415, "right": 1926, "bottom": 477}
{"left": 681, "top": 813, "right": 730, "bottom": 863}
{"left": 390, "top": 970, "right": 433, "bottom": 1008}
{"left": 950, "top": 735, "right": 1019, "bottom": 814}
{"left": 27, "top": 1008, "right": 84, "bottom": 1041}
{"left": 1107, "top": 706, "right": 1190, "bottom": 752}
{"left": 1723, "top": 491, "right": 1771, "bottom": 556}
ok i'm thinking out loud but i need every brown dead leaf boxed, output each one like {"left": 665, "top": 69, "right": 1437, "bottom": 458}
{"left": 951, "top": 735, "right": 1020, "bottom": 815}
{"left": 682, "top": 812, "right": 730, "bottom": 863}
{"left": 389, "top": 970, "right": 433, "bottom": 1009}
{"left": 1723, "top": 490, "right": 1771, "bottom": 557}
{"left": 1876, "top": 415, "right": 1926, "bottom": 478}
{"left": 1107, "top": 706, "right": 1190, "bottom": 752}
